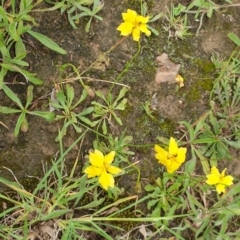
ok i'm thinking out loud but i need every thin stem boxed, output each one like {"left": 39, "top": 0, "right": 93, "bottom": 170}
{"left": 183, "top": 3, "right": 240, "bottom": 14}
{"left": 80, "top": 36, "right": 127, "bottom": 77}
{"left": 109, "top": 40, "right": 141, "bottom": 93}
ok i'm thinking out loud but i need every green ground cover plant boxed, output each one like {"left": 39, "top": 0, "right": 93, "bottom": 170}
{"left": 0, "top": 0, "right": 240, "bottom": 239}
{"left": 0, "top": 84, "right": 54, "bottom": 136}
{"left": 44, "top": 0, "right": 103, "bottom": 31}
{"left": 0, "top": 0, "right": 66, "bottom": 88}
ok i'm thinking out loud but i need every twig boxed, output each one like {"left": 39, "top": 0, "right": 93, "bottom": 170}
{"left": 196, "top": 12, "right": 205, "bottom": 35}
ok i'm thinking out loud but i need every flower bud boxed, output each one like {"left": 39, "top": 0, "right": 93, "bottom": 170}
{"left": 85, "top": 85, "right": 95, "bottom": 97}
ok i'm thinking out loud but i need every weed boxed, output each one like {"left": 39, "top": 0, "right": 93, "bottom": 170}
{"left": 91, "top": 87, "right": 128, "bottom": 135}
{"left": 44, "top": 0, "right": 104, "bottom": 31}
{"left": 50, "top": 83, "right": 94, "bottom": 141}
{"left": 0, "top": 0, "right": 66, "bottom": 87}
{"left": 0, "top": 84, "right": 54, "bottom": 136}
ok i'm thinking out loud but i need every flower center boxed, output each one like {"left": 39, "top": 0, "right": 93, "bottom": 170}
{"left": 103, "top": 163, "right": 109, "bottom": 172}
{"left": 167, "top": 154, "right": 177, "bottom": 159}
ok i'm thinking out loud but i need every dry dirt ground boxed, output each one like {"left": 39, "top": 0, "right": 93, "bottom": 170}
{"left": 0, "top": 0, "right": 240, "bottom": 202}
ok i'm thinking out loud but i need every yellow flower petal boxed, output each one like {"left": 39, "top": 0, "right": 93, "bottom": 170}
{"left": 107, "top": 165, "right": 122, "bottom": 175}
{"left": 132, "top": 28, "right": 141, "bottom": 41}
{"left": 176, "top": 147, "right": 187, "bottom": 164}
{"left": 155, "top": 145, "right": 168, "bottom": 166}
{"left": 206, "top": 173, "right": 220, "bottom": 185}
{"left": 136, "top": 15, "right": 149, "bottom": 24}
{"left": 122, "top": 9, "right": 137, "bottom": 23}
{"left": 166, "top": 162, "right": 180, "bottom": 174}
{"left": 117, "top": 22, "right": 134, "bottom": 36}
{"left": 104, "top": 151, "right": 116, "bottom": 165}
{"left": 169, "top": 137, "right": 178, "bottom": 155}
{"left": 220, "top": 168, "right": 227, "bottom": 177}
{"left": 155, "top": 144, "right": 163, "bottom": 153}
{"left": 206, "top": 166, "right": 233, "bottom": 194}
{"left": 175, "top": 74, "right": 184, "bottom": 88}
{"left": 220, "top": 175, "right": 233, "bottom": 186}
{"left": 99, "top": 170, "right": 114, "bottom": 191}
{"left": 139, "top": 23, "right": 151, "bottom": 36}
{"left": 216, "top": 184, "right": 226, "bottom": 194}
{"left": 84, "top": 166, "right": 102, "bottom": 178}
{"left": 89, "top": 149, "right": 104, "bottom": 167}
{"left": 211, "top": 166, "right": 220, "bottom": 177}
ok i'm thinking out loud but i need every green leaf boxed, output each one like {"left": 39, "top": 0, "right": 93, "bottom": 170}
{"left": 102, "top": 118, "right": 107, "bottom": 134}
{"left": 179, "top": 121, "right": 195, "bottom": 141}
{"left": 224, "top": 138, "right": 240, "bottom": 149}
{"left": 228, "top": 33, "right": 240, "bottom": 46}
{"left": 15, "top": 38, "right": 26, "bottom": 57}
{"left": 25, "top": 85, "right": 34, "bottom": 108}
{"left": 184, "top": 158, "right": 196, "bottom": 174}
{"left": 113, "top": 87, "right": 128, "bottom": 106}
{"left": 56, "top": 91, "right": 67, "bottom": 108}
{"left": 76, "top": 198, "right": 105, "bottom": 210}
{"left": 30, "top": 111, "right": 55, "bottom": 121}
{"left": 8, "top": 22, "right": 19, "bottom": 41}
{"left": 147, "top": 199, "right": 159, "bottom": 210}
{"left": 1, "top": 63, "right": 43, "bottom": 85}
{"left": 66, "top": 84, "right": 74, "bottom": 106}
{"left": 148, "top": 13, "right": 163, "bottom": 22}
{"left": 0, "top": 106, "right": 21, "bottom": 114}
{"left": 85, "top": 18, "right": 92, "bottom": 32}
{"left": 0, "top": 67, "right": 8, "bottom": 89}
{"left": 79, "top": 106, "right": 94, "bottom": 115}
{"left": 2, "top": 84, "right": 24, "bottom": 109}
{"left": 41, "top": 209, "right": 71, "bottom": 221}
{"left": 14, "top": 113, "right": 26, "bottom": 136}
{"left": 207, "top": 5, "right": 213, "bottom": 18}
{"left": 144, "top": 184, "right": 155, "bottom": 192}
{"left": 115, "top": 98, "right": 127, "bottom": 111}
{"left": 112, "top": 112, "right": 122, "bottom": 125}
{"left": 74, "top": 89, "right": 88, "bottom": 107}
{"left": 27, "top": 30, "right": 67, "bottom": 54}
{"left": 78, "top": 116, "right": 92, "bottom": 125}
{"left": 0, "top": 6, "right": 9, "bottom": 25}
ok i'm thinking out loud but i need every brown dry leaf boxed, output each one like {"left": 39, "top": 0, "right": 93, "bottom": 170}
{"left": 93, "top": 53, "right": 110, "bottom": 71}
{"left": 155, "top": 53, "right": 181, "bottom": 85}
{"left": 39, "top": 224, "right": 58, "bottom": 239}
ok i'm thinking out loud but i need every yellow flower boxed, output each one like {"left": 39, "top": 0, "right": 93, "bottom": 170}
{"left": 154, "top": 137, "right": 187, "bottom": 174}
{"left": 175, "top": 74, "right": 184, "bottom": 88}
{"left": 117, "top": 9, "right": 151, "bottom": 42}
{"left": 84, "top": 149, "right": 122, "bottom": 191}
{"left": 206, "top": 166, "right": 233, "bottom": 194}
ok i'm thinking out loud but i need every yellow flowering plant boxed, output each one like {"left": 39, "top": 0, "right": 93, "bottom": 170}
{"left": 155, "top": 137, "right": 187, "bottom": 173}
{"left": 84, "top": 149, "right": 122, "bottom": 191}
{"left": 117, "top": 9, "right": 151, "bottom": 41}
{"left": 206, "top": 166, "right": 233, "bottom": 194}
